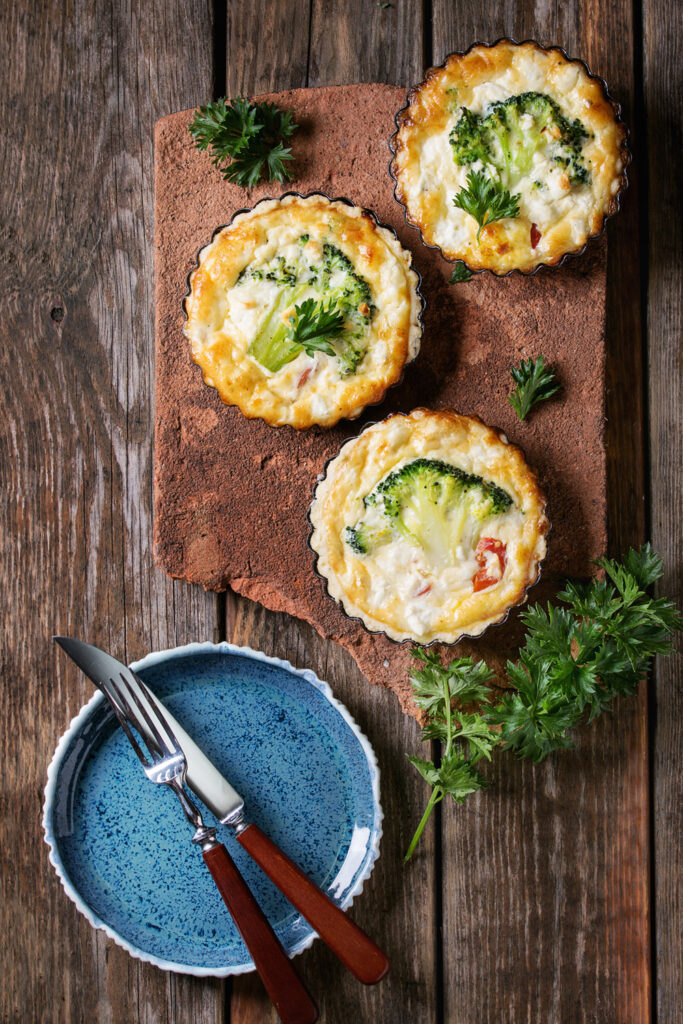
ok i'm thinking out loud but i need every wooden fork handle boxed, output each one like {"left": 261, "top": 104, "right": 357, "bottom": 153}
{"left": 237, "top": 823, "right": 390, "bottom": 985}
{"left": 203, "top": 843, "right": 318, "bottom": 1024}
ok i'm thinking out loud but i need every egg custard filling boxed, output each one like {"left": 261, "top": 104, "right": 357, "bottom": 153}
{"left": 309, "top": 409, "right": 549, "bottom": 644}
{"left": 184, "top": 194, "right": 422, "bottom": 428}
{"left": 391, "top": 41, "right": 628, "bottom": 274}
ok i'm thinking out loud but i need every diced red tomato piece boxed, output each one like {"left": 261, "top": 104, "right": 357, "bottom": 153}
{"left": 472, "top": 537, "right": 507, "bottom": 592}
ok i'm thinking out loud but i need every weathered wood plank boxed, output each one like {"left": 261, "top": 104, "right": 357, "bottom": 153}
{"left": 227, "top": 600, "right": 438, "bottom": 1024}
{"left": 431, "top": 3, "right": 650, "bottom": 1021}
{"left": 0, "top": 2, "right": 222, "bottom": 1021}
{"left": 225, "top": 4, "right": 437, "bottom": 1022}
{"left": 644, "top": 0, "right": 683, "bottom": 1018}
{"left": 226, "top": 0, "right": 310, "bottom": 95}
{"left": 308, "top": 0, "right": 425, "bottom": 87}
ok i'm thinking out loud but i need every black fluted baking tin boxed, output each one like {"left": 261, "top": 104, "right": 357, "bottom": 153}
{"left": 307, "top": 410, "right": 551, "bottom": 648}
{"left": 182, "top": 191, "right": 426, "bottom": 430}
{"left": 388, "top": 38, "right": 631, "bottom": 278}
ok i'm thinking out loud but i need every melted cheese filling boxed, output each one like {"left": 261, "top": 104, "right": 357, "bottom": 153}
{"left": 346, "top": 472, "right": 525, "bottom": 637}
{"left": 184, "top": 196, "right": 422, "bottom": 428}
{"left": 393, "top": 42, "right": 626, "bottom": 273}
{"left": 310, "top": 409, "right": 548, "bottom": 644}
{"left": 231, "top": 239, "right": 375, "bottom": 387}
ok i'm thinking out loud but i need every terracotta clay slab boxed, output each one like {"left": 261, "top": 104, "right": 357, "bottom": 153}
{"left": 154, "top": 84, "right": 607, "bottom": 717}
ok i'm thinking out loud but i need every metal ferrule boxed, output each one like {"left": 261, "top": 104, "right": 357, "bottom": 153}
{"left": 221, "top": 806, "right": 249, "bottom": 836}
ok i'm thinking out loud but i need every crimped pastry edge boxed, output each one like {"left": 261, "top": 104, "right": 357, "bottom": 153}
{"left": 308, "top": 408, "right": 551, "bottom": 646}
{"left": 388, "top": 38, "right": 630, "bottom": 278}
{"left": 182, "top": 191, "right": 425, "bottom": 429}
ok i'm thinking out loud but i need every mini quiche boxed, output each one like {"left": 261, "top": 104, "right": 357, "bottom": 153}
{"left": 309, "top": 409, "right": 549, "bottom": 644}
{"left": 391, "top": 40, "right": 629, "bottom": 274}
{"left": 184, "top": 194, "right": 422, "bottom": 428}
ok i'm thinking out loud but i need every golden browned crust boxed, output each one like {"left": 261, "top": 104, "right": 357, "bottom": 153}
{"left": 184, "top": 194, "right": 422, "bottom": 429}
{"left": 391, "top": 40, "right": 629, "bottom": 275}
{"left": 309, "top": 408, "right": 550, "bottom": 644}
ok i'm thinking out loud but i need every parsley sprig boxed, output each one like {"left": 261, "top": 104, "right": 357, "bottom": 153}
{"left": 449, "top": 261, "right": 473, "bottom": 283}
{"left": 453, "top": 170, "right": 520, "bottom": 242}
{"left": 405, "top": 655, "right": 499, "bottom": 861}
{"left": 189, "top": 97, "right": 298, "bottom": 187}
{"left": 404, "top": 544, "right": 682, "bottom": 860}
{"left": 288, "top": 298, "right": 345, "bottom": 358}
{"left": 508, "top": 355, "right": 560, "bottom": 420}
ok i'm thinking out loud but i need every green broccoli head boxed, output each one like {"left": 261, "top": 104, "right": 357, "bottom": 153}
{"left": 449, "top": 91, "right": 591, "bottom": 189}
{"left": 321, "top": 243, "right": 376, "bottom": 375}
{"left": 346, "top": 458, "right": 513, "bottom": 567}
{"left": 323, "top": 244, "right": 374, "bottom": 314}
{"left": 343, "top": 523, "right": 392, "bottom": 555}
{"left": 449, "top": 106, "right": 492, "bottom": 166}
{"left": 244, "top": 240, "right": 376, "bottom": 376}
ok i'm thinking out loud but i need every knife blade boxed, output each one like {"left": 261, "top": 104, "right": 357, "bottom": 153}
{"left": 55, "top": 635, "right": 390, "bottom": 985}
{"left": 53, "top": 637, "right": 244, "bottom": 822}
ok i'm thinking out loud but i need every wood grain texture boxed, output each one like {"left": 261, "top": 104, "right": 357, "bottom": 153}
{"left": 226, "top": 600, "right": 439, "bottom": 1024}
{"left": 0, "top": 1, "right": 222, "bottom": 1021}
{"left": 3, "top": 1, "right": 676, "bottom": 1022}
{"left": 645, "top": 0, "right": 683, "bottom": 1018}
{"left": 226, "top": 0, "right": 311, "bottom": 95}
{"left": 225, "top": 6, "right": 439, "bottom": 1022}
{"left": 431, "top": 2, "right": 650, "bottom": 1021}
{"left": 309, "top": 0, "right": 425, "bottom": 87}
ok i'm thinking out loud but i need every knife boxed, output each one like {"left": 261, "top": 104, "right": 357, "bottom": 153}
{"left": 55, "top": 637, "right": 389, "bottom": 986}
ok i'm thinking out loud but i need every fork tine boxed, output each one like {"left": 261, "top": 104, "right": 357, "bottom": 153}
{"left": 102, "top": 677, "right": 151, "bottom": 767}
{"left": 133, "top": 673, "right": 183, "bottom": 749}
{"left": 120, "top": 671, "right": 181, "bottom": 757}
{"left": 109, "top": 673, "right": 165, "bottom": 757}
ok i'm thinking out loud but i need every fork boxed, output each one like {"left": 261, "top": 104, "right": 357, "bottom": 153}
{"left": 103, "top": 672, "right": 318, "bottom": 1024}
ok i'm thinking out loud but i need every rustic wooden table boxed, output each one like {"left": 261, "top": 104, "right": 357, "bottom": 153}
{"left": 1, "top": 2, "right": 680, "bottom": 1022}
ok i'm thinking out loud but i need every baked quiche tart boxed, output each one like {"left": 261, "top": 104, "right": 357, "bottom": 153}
{"left": 309, "top": 409, "right": 549, "bottom": 644}
{"left": 390, "top": 40, "right": 628, "bottom": 274}
{"left": 184, "top": 193, "right": 423, "bottom": 428}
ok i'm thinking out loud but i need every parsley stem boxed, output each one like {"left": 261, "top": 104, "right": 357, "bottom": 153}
{"left": 404, "top": 785, "right": 443, "bottom": 862}
{"left": 405, "top": 668, "right": 454, "bottom": 862}
{"left": 443, "top": 673, "right": 453, "bottom": 758}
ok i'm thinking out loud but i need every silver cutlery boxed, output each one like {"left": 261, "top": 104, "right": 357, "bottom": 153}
{"left": 55, "top": 641, "right": 317, "bottom": 1024}
{"left": 55, "top": 637, "right": 389, "bottom": 987}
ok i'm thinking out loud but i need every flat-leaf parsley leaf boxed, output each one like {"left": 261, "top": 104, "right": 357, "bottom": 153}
{"left": 450, "top": 261, "right": 473, "bottom": 283}
{"left": 404, "top": 544, "right": 682, "bottom": 859}
{"left": 453, "top": 170, "right": 520, "bottom": 242}
{"left": 288, "top": 298, "right": 345, "bottom": 358}
{"left": 404, "top": 651, "right": 498, "bottom": 861}
{"left": 508, "top": 355, "right": 560, "bottom": 420}
{"left": 189, "top": 97, "right": 298, "bottom": 187}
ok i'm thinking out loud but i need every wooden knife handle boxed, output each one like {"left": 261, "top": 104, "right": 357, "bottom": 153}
{"left": 203, "top": 843, "right": 318, "bottom": 1024}
{"left": 237, "top": 823, "right": 389, "bottom": 985}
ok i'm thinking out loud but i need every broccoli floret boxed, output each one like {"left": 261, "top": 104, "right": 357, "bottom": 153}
{"left": 344, "top": 523, "right": 392, "bottom": 555}
{"left": 449, "top": 91, "right": 591, "bottom": 190}
{"left": 264, "top": 255, "right": 298, "bottom": 286}
{"left": 244, "top": 241, "right": 376, "bottom": 376}
{"left": 336, "top": 339, "right": 365, "bottom": 376}
{"left": 449, "top": 107, "right": 491, "bottom": 166}
{"left": 346, "top": 458, "right": 513, "bottom": 566}
{"left": 323, "top": 244, "right": 374, "bottom": 310}
{"left": 321, "top": 244, "right": 376, "bottom": 374}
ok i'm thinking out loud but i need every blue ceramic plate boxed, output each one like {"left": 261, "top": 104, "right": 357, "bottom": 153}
{"left": 43, "top": 642, "right": 382, "bottom": 976}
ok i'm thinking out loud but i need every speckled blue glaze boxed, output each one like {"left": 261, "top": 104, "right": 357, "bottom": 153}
{"left": 43, "top": 643, "right": 382, "bottom": 976}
